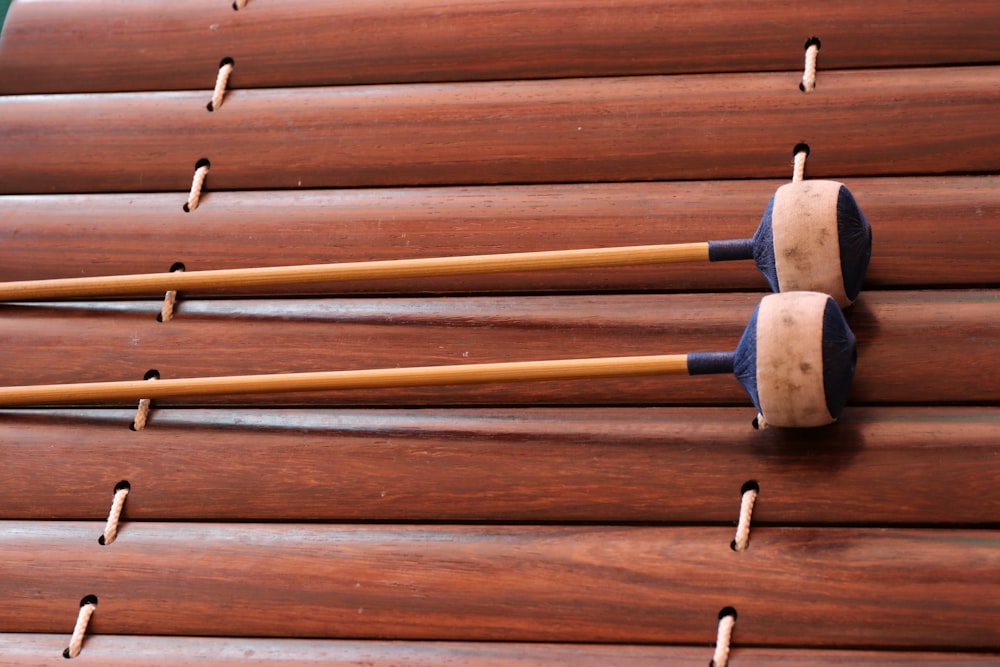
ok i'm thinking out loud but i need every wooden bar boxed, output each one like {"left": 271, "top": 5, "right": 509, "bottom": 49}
{"left": 0, "top": 407, "right": 996, "bottom": 524}
{"left": 0, "top": 177, "right": 996, "bottom": 294}
{"left": 2, "top": 67, "right": 998, "bottom": 194}
{"left": 0, "top": 291, "right": 994, "bottom": 406}
{"left": 2, "top": 0, "right": 999, "bottom": 94}
{"left": 3, "top": 635, "right": 999, "bottom": 666}
{"left": 2, "top": 522, "right": 997, "bottom": 647}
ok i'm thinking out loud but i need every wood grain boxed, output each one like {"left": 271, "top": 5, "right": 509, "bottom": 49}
{"left": 2, "top": 635, "right": 999, "bottom": 666}
{"left": 2, "top": 67, "right": 998, "bottom": 194}
{"left": 0, "top": 291, "right": 994, "bottom": 406}
{"left": 1, "top": 523, "right": 997, "bottom": 647}
{"left": 0, "top": 177, "right": 996, "bottom": 294}
{"left": 0, "top": 406, "right": 996, "bottom": 524}
{"left": 2, "top": 0, "right": 998, "bottom": 94}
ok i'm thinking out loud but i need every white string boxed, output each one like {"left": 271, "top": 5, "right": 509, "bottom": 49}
{"left": 64, "top": 599, "right": 97, "bottom": 659}
{"left": 801, "top": 42, "right": 820, "bottom": 92}
{"left": 755, "top": 412, "right": 769, "bottom": 430}
{"left": 209, "top": 60, "right": 234, "bottom": 112}
{"left": 732, "top": 486, "right": 758, "bottom": 552}
{"left": 160, "top": 266, "right": 185, "bottom": 323}
{"left": 185, "top": 162, "right": 210, "bottom": 212}
{"left": 160, "top": 289, "right": 179, "bottom": 322}
{"left": 101, "top": 485, "right": 130, "bottom": 546}
{"left": 792, "top": 149, "right": 808, "bottom": 183}
{"left": 711, "top": 612, "right": 736, "bottom": 667}
{"left": 133, "top": 375, "right": 158, "bottom": 431}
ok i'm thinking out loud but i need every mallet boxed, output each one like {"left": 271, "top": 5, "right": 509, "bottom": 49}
{"left": 0, "top": 181, "right": 870, "bottom": 306}
{"left": 0, "top": 291, "right": 856, "bottom": 427}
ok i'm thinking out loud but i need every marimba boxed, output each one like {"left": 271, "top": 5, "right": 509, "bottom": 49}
{"left": 0, "top": 1, "right": 998, "bottom": 664}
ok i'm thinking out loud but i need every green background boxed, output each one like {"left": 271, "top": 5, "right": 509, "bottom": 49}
{"left": 0, "top": 0, "right": 12, "bottom": 34}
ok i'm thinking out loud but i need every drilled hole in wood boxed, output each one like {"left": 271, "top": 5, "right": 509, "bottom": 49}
{"left": 709, "top": 607, "right": 738, "bottom": 667}
{"left": 156, "top": 263, "right": 187, "bottom": 322}
{"left": 182, "top": 159, "right": 212, "bottom": 212}
{"left": 207, "top": 58, "right": 235, "bottom": 112}
{"left": 130, "top": 371, "right": 160, "bottom": 431}
{"left": 98, "top": 481, "right": 131, "bottom": 545}
{"left": 731, "top": 480, "right": 760, "bottom": 552}
{"left": 799, "top": 37, "right": 821, "bottom": 92}
{"left": 63, "top": 595, "right": 98, "bottom": 659}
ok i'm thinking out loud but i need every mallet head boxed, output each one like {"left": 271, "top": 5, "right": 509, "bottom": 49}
{"left": 734, "top": 290, "right": 857, "bottom": 428}
{"left": 753, "top": 181, "right": 872, "bottom": 307}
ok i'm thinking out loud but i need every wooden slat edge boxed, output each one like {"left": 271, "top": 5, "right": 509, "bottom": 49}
{"left": 1, "top": 0, "right": 999, "bottom": 94}
{"left": 2, "top": 635, "right": 999, "bottom": 666}
{"left": 0, "top": 177, "right": 996, "bottom": 293}
{"left": 0, "top": 290, "right": 994, "bottom": 406}
{"left": 2, "top": 523, "right": 997, "bottom": 647}
{"left": 1, "top": 406, "right": 996, "bottom": 524}
{"left": 2, "top": 67, "right": 998, "bottom": 193}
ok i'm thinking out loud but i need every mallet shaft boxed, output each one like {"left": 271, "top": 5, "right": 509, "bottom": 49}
{"left": 0, "top": 355, "right": 692, "bottom": 405}
{"left": 0, "top": 243, "right": 709, "bottom": 300}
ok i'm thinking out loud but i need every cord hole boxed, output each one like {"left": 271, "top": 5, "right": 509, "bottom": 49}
{"left": 730, "top": 481, "right": 760, "bottom": 551}
{"left": 182, "top": 159, "right": 211, "bottom": 212}
{"left": 207, "top": 59, "right": 235, "bottom": 111}
{"left": 62, "top": 596, "right": 98, "bottom": 658}
{"left": 709, "top": 607, "right": 738, "bottom": 667}
{"left": 129, "top": 371, "right": 160, "bottom": 430}
{"left": 792, "top": 142, "right": 810, "bottom": 157}
{"left": 156, "top": 264, "right": 187, "bottom": 322}
{"left": 804, "top": 36, "right": 822, "bottom": 51}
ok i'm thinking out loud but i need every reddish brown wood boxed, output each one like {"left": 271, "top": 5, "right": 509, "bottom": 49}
{"left": 0, "top": 176, "right": 996, "bottom": 294}
{"left": 0, "top": 406, "right": 996, "bottom": 524}
{"left": 2, "top": 635, "right": 998, "bottom": 666}
{"left": 2, "top": 0, "right": 998, "bottom": 94}
{"left": 0, "top": 291, "right": 994, "bottom": 406}
{"left": 2, "top": 67, "right": 998, "bottom": 194}
{"left": 1, "top": 523, "right": 997, "bottom": 647}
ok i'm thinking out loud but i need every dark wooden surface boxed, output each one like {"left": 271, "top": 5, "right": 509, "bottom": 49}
{"left": 1, "top": 0, "right": 997, "bottom": 660}
{"left": 0, "top": 522, "right": 1000, "bottom": 649}
{"left": 0, "top": 176, "right": 997, "bottom": 294}
{"left": 2, "top": 522, "right": 997, "bottom": 647}
{"left": 2, "top": 67, "right": 999, "bottom": 194}
{"left": 0, "top": 291, "right": 994, "bottom": 406}
{"left": 2, "top": 0, "right": 999, "bottom": 94}
{"left": 2, "top": 635, "right": 999, "bottom": 666}
{"left": 0, "top": 406, "right": 996, "bottom": 524}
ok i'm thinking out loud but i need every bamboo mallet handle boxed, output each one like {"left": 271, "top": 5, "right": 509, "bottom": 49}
{"left": 0, "top": 355, "right": 691, "bottom": 406}
{"left": 0, "top": 244, "right": 709, "bottom": 301}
